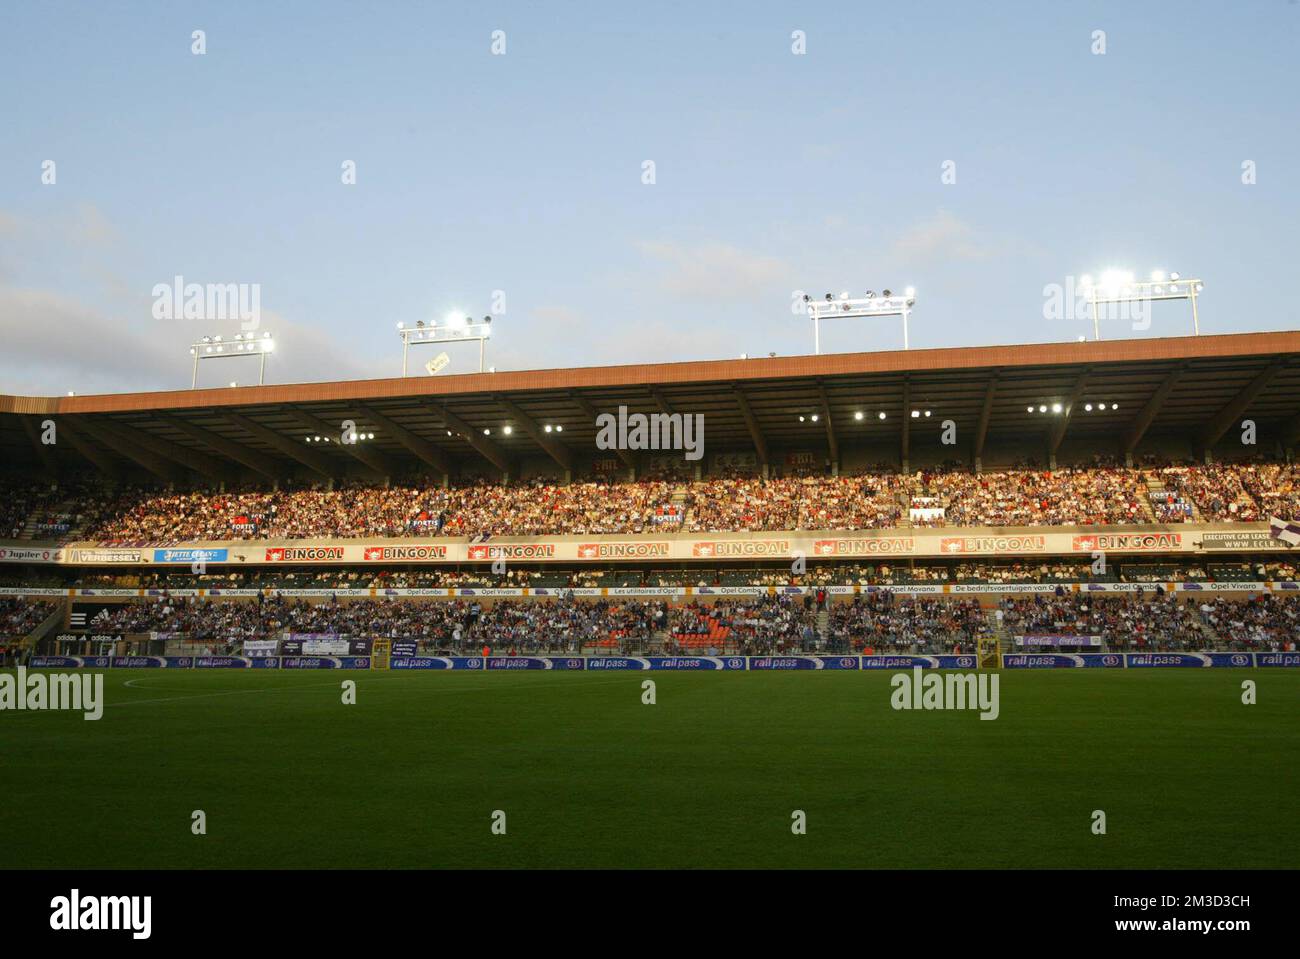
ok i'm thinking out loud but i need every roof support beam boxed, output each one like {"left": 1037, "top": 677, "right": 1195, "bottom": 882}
{"left": 20, "top": 416, "right": 59, "bottom": 480}
{"left": 1199, "top": 360, "right": 1286, "bottom": 453}
{"left": 733, "top": 387, "right": 768, "bottom": 467}
{"left": 817, "top": 382, "right": 838, "bottom": 467}
{"left": 358, "top": 404, "right": 451, "bottom": 476}
{"left": 1123, "top": 365, "right": 1186, "bottom": 455}
{"left": 648, "top": 387, "right": 675, "bottom": 418}
{"left": 440, "top": 405, "right": 512, "bottom": 474}
{"left": 56, "top": 420, "right": 120, "bottom": 479}
{"left": 495, "top": 395, "right": 572, "bottom": 472}
{"left": 72, "top": 417, "right": 185, "bottom": 483}
{"left": 569, "top": 392, "right": 635, "bottom": 470}
{"left": 94, "top": 418, "right": 232, "bottom": 482}
{"left": 155, "top": 413, "right": 287, "bottom": 481}
{"left": 224, "top": 412, "right": 336, "bottom": 479}
{"left": 901, "top": 378, "right": 911, "bottom": 469}
{"left": 1281, "top": 409, "right": 1300, "bottom": 448}
{"left": 973, "top": 375, "right": 998, "bottom": 467}
{"left": 292, "top": 408, "right": 397, "bottom": 478}
{"left": 1048, "top": 370, "right": 1091, "bottom": 459}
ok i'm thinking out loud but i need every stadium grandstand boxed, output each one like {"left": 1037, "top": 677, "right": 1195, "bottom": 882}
{"left": 3, "top": 329, "right": 1300, "bottom": 663}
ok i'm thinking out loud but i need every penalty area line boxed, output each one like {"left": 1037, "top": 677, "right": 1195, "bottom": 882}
{"left": 108, "top": 681, "right": 345, "bottom": 708}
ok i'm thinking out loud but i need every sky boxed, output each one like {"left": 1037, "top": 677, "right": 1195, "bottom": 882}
{"left": 1, "top": 0, "right": 1297, "bottom": 395}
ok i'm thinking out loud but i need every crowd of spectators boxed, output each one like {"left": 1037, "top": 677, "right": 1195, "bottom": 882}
{"left": 75, "top": 477, "right": 683, "bottom": 542}
{"left": 828, "top": 593, "right": 988, "bottom": 653}
{"left": 83, "top": 595, "right": 668, "bottom": 653}
{"left": 672, "top": 596, "right": 817, "bottom": 654}
{"left": 0, "top": 597, "right": 58, "bottom": 639}
{"left": 1155, "top": 465, "right": 1258, "bottom": 522}
{"left": 9, "top": 460, "right": 1300, "bottom": 544}
{"left": 36, "top": 587, "right": 1300, "bottom": 655}
{"left": 1197, "top": 594, "right": 1300, "bottom": 651}
{"left": 918, "top": 463, "right": 1149, "bottom": 526}
{"left": 1000, "top": 593, "right": 1211, "bottom": 650}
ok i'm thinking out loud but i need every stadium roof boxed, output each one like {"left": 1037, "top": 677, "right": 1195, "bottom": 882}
{"left": 4, "top": 330, "right": 1300, "bottom": 481}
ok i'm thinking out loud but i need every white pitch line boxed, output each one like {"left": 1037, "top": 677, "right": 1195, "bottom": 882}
{"left": 108, "top": 681, "right": 344, "bottom": 708}
{"left": 109, "top": 673, "right": 644, "bottom": 707}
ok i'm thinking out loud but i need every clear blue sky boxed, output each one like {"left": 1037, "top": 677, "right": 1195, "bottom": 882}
{"left": 1, "top": 0, "right": 1297, "bottom": 393}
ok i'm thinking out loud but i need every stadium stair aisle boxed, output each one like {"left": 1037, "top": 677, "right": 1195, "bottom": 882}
{"left": 1196, "top": 617, "right": 1223, "bottom": 648}
{"left": 18, "top": 604, "right": 66, "bottom": 663}
{"left": 989, "top": 609, "right": 1014, "bottom": 659}
{"left": 1138, "top": 475, "right": 1163, "bottom": 522}
{"left": 1144, "top": 472, "right": 1201, "bottom": 522}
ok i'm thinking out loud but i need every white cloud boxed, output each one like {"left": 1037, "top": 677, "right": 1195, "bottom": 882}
{"left": 888, "top": 210, "right": 999, "bottom": 263}
{"left": 636, "top": 240, "right": 792, "bottom": 300}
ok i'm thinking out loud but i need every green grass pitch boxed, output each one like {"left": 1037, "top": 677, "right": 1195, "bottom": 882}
{"left": 1, "top": 668, "right": 1295, "bottom": 869}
